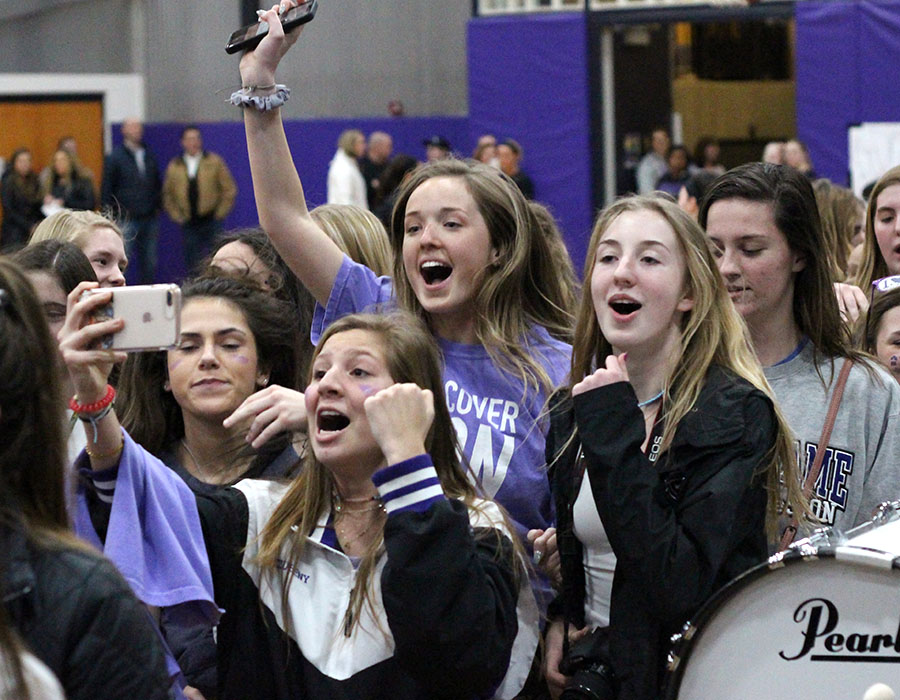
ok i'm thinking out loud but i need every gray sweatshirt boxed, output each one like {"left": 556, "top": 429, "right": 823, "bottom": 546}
{"left": 765, "top": 342, "right": 900, "bottom": 532}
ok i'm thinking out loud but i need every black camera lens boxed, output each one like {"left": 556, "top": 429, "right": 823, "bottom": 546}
{"left": 559, "top": 663, "right": 617, "bottom": 700}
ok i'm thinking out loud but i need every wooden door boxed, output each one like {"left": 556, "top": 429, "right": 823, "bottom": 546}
{"left": 0, "top": 95, "right": 104, "bottom": 228}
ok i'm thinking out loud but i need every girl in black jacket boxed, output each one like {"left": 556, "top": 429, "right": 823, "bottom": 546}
{"left": 60, "top": 293, "right": 537, "bottom": 699}
{"left": 0, "top": 259, "right": 170, "bottom": 700}
{"left": 541, "top": 195, "right": 807, "bottom": 700}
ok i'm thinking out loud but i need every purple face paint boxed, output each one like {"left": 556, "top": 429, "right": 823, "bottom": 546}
{"left": 360, "top": 384, "right": 376, "bottom": 396}
{"left": 891, "top": 356, "right": 898, "bottom": 368}
{"left": 234, "top": 354, "right": 251, "bottom": 365}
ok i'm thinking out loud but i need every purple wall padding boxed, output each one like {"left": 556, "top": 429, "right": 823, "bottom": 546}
{"left": 796, "top": 0, "right": 900, "bottom": 185}
{"left": 122, "top": 116, "right": 468, "bottom": 284}
{"left": 468, "top": 13, "right": 594, "bottom": 273}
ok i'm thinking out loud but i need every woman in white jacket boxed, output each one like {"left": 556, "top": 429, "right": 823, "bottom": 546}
{"left": 327, "top": 129, "right": 368, "bottom": 209}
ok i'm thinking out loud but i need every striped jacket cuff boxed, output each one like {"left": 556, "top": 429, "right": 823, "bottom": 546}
{"left": 78, "top": 462, "right": 119, "bottom": 504}
{"left": 372, "top": 454, "right": 445, "bottom": 515}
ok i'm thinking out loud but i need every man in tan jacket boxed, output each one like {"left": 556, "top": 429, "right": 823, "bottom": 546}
{"left": 162, "top": 126, "right": 237, "bottom": 274}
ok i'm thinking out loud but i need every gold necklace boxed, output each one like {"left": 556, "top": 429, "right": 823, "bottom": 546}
{"left": 331, "top": 490, "right": 385, "bottom": 550}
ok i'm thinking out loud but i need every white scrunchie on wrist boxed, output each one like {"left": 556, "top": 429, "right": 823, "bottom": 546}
{"left": 229, "top": 84, "right": 291, "bottom": 112}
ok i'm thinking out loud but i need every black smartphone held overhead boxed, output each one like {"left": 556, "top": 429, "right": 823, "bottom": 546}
{"left": 225, "top": 0, "right": 318, "bottom": 54}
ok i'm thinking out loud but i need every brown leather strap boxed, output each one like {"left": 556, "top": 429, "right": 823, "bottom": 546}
{"left": 779, "top": 358, "right": 853, "bottom": 550}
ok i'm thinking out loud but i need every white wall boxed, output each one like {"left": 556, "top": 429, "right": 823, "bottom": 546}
{"left": 0, "top": 0, "right": 470, "bottom": 122}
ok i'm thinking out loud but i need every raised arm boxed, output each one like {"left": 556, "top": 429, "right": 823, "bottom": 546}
{"left": 58, "top": 281, "right": 127, "bottom": 471}
{"left": 237, "top": 3, "right": 345, "bottom": 305}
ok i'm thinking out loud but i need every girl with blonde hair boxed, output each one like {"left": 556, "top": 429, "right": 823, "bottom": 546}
{"left": 310, "top": 203, "right": 392, "bottom": 276}
{"left": 544, "top": 195, "right": 803, "bottom": 700}
{"left": 58, "top": 302, "right": 537, "bottom": 699}
{"left": 853, "top": 164, "right": 900, "bottom": 291}
{"left": 29, "top": 208, "right": 127, "bottom": 287}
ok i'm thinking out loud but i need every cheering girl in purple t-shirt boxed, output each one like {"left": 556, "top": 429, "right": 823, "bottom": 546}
{"left": 235, "top": 4, "right": 573, "bottom": 557}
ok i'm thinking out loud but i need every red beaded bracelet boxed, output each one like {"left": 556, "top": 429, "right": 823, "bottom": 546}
{"left": 69, "top": 384, "right": 116, "bottom": 415}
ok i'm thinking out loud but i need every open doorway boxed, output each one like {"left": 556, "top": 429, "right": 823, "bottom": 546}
{"left": 605, "top": 12, "right": 795, "bottom": 196}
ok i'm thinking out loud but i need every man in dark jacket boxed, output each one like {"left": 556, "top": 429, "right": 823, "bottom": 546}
{"left": 101, "top": 118, "right": 161, "bottom": 284}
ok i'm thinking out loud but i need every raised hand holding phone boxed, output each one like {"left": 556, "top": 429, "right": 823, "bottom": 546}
{"left": 58, "top": 281, "right": 126, "bottom": 404}
{"left": 237, "top": 1, "right": 308, "bottom": 87}
{"left": 225, "top": 0, "right": 317, "bottom": 55}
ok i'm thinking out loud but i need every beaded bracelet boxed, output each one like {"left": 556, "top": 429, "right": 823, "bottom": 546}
{"left": 85, "top": 439, "right": 124, "bottom": 460}
{"left": 69, "top": 384, "right": 116, "bottom": 415}
{"left": 229, "top": 84, "right": 291, "bottom": 112}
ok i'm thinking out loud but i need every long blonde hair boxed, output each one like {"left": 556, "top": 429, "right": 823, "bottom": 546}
{"left": 29, "top": 208, "right": 123, "bottom": 249}
{"left": 388, "top": 159, "right": 573, "bottom": 397}
{"left": 310, "top": 204, "right": 393, "bottom": 276}
{"left": 854, "top": 164, "right": 900, "bottom": 290}
{"left": 257, "top": 312, "right": 513, "bottom": 635}
{"left": 569, "top": 195, "right": 806, "bottom": 538}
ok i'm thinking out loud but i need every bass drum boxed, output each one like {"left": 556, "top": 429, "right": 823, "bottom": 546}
{"left": 665, "top": 503, "right": 900, "bottom": 700}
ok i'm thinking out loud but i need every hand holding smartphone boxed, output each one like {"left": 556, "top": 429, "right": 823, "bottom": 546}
{"left": 225, "top": 0, "right": 318, "bottom": 54}
{"left": 82, "top": 285, "right": 181, "bottom": 352}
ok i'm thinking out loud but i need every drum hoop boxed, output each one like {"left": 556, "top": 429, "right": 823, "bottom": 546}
{"left": 662, "top": 548, "right": 859, "bottom": 699}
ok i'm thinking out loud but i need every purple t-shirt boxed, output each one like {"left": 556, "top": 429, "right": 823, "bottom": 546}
{"left": 312, "top": 256, "right": 571, "bottom": 538}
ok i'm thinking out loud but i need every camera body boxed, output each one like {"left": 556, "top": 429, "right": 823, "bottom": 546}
{"left": 558, "top": 627, "right": 617, "bottom": 700}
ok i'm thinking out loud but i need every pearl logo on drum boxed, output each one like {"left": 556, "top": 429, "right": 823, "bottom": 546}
{"left": 780, "top": 598, "right": 900, "bottom": 662}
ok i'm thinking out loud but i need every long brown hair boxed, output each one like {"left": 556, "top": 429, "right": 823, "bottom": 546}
{"left": 813, "top": 178, "right": 863, "bottom": 281}
{"left": 388, "top": 159, "right": 572, "bottom": 396}
{"left": 700, "top": 163, "right": 858, "bottom": 368}
{"left": 257, "top": 312, "right": 514, "bottom": 636}
{"left": 568, "top": 195, "right": 805, "bottom": 538}
{"left": 117, "top": 272, "right": 301, "bottom": 458}
{"left": 854, "top": 164, "right": 900, "bottom": 290}
{"left": 0, "top": 260, "right": 70, "bottom": 534}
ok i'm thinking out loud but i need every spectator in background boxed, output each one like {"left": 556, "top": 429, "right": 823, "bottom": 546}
{"left": 473, "top": 134, "right": 499, "bottom": 168}
{"left": 655, "top": 145, "right": 691, "bottom": 198}
{"left": 0, "top": 148, "right": 43, "bottom": 252}
{"left": 360, "top": 131, "right": 393, "bottom": 209}
{"left": 101, "top": 117, "right": 161, "bottom": 284}
{"left": 41, "top": 149, "right": 96, "bottom": 214}
{"left": 636, "top": 127, "right": 670, "bottom": 194}
{"left": 40, "top": 136, "right": 96, "bottom": 193}
{"left": 762, "top": 141, "right": 785, "bottom": 165}
{"left": 326, "top": 129, "right": 368, "bottom": 209}
{"left": 373, "top": 154, "right": 419, "bottom": 227}
{"left": 693, "top": 136, "right": 725, "bottom": 176}
{"left": 498, "top": 138, "right": 535, "bottom": 200}
{"left": 423, "top": 135, "right": 451, "bottom": 162}
{"left": 813, "top": 179, "right": 865, "bottom": 282}
{"left": 784, "top": 139, "right": 817, "bottom": 179}
{"left": 162, "top": 125, "right": 237, "bottom": 275}
{"left": 678, "top": 171, "right": 718, "bottom": 222}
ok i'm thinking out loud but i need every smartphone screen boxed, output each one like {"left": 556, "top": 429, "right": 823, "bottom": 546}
{"left": 225, "top": 0, "right": 317, "bottom": 54}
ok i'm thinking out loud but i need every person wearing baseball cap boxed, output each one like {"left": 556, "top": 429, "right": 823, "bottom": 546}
{"left": 423, "top": 136, "right": 451, "bottom": 162}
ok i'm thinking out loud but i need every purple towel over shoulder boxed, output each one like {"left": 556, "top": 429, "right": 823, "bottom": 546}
{"left": 73, "top": 429, "right": 219, "bottom": 624}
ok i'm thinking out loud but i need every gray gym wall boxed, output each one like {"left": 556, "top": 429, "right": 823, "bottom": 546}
{"left": 0, "top": 0, "right": 470, "bottom": 121}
